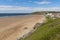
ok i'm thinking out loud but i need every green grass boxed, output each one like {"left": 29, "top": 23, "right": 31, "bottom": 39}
{"left": 25, "top": 17, "right": 60, "bottom": 40}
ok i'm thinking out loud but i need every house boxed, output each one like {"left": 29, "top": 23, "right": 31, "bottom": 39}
{"left": 46, "top": 13, "right": 54, "bottom": 17}
{"left": 46, "top": 12, "right": 60, "bottom": 19}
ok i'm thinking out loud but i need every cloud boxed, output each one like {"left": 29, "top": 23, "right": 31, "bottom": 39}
{"left": 34, "top": 0, "right": 51, "bottom": 4}
{"left": 32, "top": 7, "right": 60, "bottom": 11}
{"left": 0, "top": 5, "right": 32, "bottom": 10}
{"left": 0, "top": 5, "right": 60, "bottom": 13}
{"left": 35, "top": 1, "right": 51, "bottom": 4}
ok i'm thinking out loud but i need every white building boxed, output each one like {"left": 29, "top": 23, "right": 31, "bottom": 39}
{"left": 46, "top": 12, "right": 60, "bottom": 19}
{"left": 46, "top": 13, "right": 54, "bottom": 17}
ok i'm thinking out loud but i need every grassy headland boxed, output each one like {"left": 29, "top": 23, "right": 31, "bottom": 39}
{"left": 25, "top": 16, "right": 60, "bottom": 40}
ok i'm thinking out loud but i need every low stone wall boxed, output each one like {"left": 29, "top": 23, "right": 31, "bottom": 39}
{"left": 17, "top": 23, "right": 43, "bottom": 40}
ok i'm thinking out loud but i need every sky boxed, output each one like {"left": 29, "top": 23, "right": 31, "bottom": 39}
{"left": 0, "top": 0, "right": 60, "bottom": 13}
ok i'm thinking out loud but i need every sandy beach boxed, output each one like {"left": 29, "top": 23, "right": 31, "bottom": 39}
{"left": 0, "top": 15, "right": 46, "bottom": 40}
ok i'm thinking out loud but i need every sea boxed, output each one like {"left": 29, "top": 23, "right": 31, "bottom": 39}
{"left": 0, "top": 13, "right": 32, "bottom": 17}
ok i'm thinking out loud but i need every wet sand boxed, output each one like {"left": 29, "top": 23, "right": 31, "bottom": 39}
{"left": 0, "top": 15, "right": 46, "bottom": 40}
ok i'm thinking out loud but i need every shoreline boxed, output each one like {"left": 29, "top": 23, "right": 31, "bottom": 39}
{"left": 0, "top": 15, "right": 46, "bottom": 40}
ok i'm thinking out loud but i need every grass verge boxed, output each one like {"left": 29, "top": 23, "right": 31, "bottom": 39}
{"left": 24, "top": 17, "right": 60, "bottom": 40}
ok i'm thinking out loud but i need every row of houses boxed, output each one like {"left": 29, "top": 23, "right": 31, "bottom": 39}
{"left": 46, "top": 12, "right": 60, "bottom": 19}
{"left": 32, "top": 11, "right": 60, "bottom": 19}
